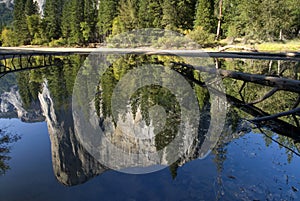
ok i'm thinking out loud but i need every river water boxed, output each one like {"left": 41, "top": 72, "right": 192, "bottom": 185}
{"left": 0, "top": 54, "right": 299, "bottom": 201}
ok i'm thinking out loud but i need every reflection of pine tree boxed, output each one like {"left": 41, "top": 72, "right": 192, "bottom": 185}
{"left": 17, "top": 71, "right": 40, "bottom": 109}
{"left": 169, "top": 160, "right": 180, "bottom": 179}
{"left": 212, "top": 143, "right": 227, "bottom": 200}
{"left": 0, "top": 128, "right": 20, "bottom": 175}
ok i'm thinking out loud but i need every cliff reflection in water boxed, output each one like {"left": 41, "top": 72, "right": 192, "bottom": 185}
{"left": 2, "top": 54, "right": 299, "bottom": 186}
{"left": 35, "top": 54, "right": 222, "bottom": 185}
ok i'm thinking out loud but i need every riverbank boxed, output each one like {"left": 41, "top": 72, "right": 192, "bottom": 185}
{"left": 1, "top": 47, "right": 300, "bottom": 62}
{"left": 1, "top": 39, "right": 300, "bottom": 54}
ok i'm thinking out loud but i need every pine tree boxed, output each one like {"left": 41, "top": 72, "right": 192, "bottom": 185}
{"left": 222, "top": 0, "right": 241, "bottom": 37}
{"left": 25, "top": 0, "right": 39, "bottom": 16}
{"left": 138, "top": 0, "right": 163, "bottom": 28}
{"left": 61, "top": 0, "right": 72, "bottom": 42}
{"left": 43, "top": 0, "right": 64, "bottom": 41}
{"left": 69, "top": 0, "right": 85, "bottom": 44}
{"left": 13, "top": 0, "right": 30, "bottom": 45}
{"left": 24, "top": 0, "right": 40, "bottom": 43}
{"left": 82, "top": 0, "right": 98, "bottom": 43}
{"left": 162, "top": 0, "right": 197, "bottom": 31}
{"left": 98, "top": 0, "right": 119, "bottom": 40}
{"left": 116, "top": 0, "right": 139, "bottom": 32}
{"left": 194, "top": 0, "right": 215, "bottom": 33}
{"left": 161, "top": 0, "right": 178, "bottom": 30}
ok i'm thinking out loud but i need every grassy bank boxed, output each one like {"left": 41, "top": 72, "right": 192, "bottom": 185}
{"left": 255, "top": 40, "right": 300, "bottom": 52}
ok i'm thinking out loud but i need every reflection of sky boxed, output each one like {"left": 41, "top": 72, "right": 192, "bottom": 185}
{"left": 0, "top": 119, "right": 299, "bottom": 201}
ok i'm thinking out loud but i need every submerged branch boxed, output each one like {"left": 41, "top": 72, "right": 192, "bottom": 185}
{"left": 251, "top": 107, "right": 300, "bottom": 122}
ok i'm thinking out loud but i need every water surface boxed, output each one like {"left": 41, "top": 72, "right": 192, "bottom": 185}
{"left": 0, "top": 54, "right": 299, "bottom": 200}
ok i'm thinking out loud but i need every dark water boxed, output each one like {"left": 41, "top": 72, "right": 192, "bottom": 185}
{"left": 0, "top": 54, "right": 300, "bottom": 200}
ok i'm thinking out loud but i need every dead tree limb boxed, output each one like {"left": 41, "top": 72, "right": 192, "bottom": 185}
{"left": 238, "top": 81, "right": 247, "bottom": 103}
{"left": 226, "top": 94, "right": 300, "bottom": 141}
{"left": 251, "top": 107, "right": 300, "bottom": 122}
{"left": 292, "top": 115, "right": 300, "bottom": 127}
{"left": 293, "top": 95, "right": 300, "bottom": 109}
{"left": 172, "top": 61, "right": 300, "bottom": 140}
{"left": 217, "top": 69, "right": 300, "bottom": 93}
{"left": 171, "top": 62, "right": 300, "bottom": 94}
{"left": 218, "top": 45, "right": 258, "bottom": 52}
{"left": 247, "top": 87, "right": 278, "bottom": 105}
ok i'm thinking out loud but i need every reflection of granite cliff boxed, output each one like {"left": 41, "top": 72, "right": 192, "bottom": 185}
{"left": 38, "top": 81, "right": 107, "bottom": 186}
{"left": 0, "top": 86, "right": 44, "bottom": 122}
{"left": 72, "top": 86, "right": 208, "bottom": 173}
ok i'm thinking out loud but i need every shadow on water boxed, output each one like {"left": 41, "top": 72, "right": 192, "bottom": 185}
{"left": 0, "top": 53, "right": 300, "bottom": 200}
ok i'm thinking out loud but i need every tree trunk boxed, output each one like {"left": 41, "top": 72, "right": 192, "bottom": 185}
{"left": 216, "top": 0, "right": 223, "bottom": 40}
{"left": 279, "top": 29, "right": 283, "bottom": 41}
{"left": 171, "top": 62, "right": 300, "bottom": 94}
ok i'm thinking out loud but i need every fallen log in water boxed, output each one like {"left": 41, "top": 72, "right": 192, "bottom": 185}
{"left": 226, "top": 94, "right": 300, "bottom": 142}
{"left": 217, "top": 69, "right": 300, "bottom": 93}
{"left": 171, "top": 62, "right": 300, "bottom": 94}
{"left": 172, "top": 61, "right": 300, "bottom": 139}
{"left": 251, "top": 107, "right": 300, "bottom": 122}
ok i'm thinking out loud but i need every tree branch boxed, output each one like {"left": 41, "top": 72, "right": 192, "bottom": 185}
{"left": 247, "top": 87, "right": 278, "bottom": 105}
{"left": 251, "top": 107, "right": 300, "bottom": 122}
{"left": 171, "top": 62, "right": 300, "bottom": 94}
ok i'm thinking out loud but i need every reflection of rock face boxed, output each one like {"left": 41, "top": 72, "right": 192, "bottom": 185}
{"left": 0, "top": 86, "right": 44, "bottom": 122}
{"left": 73, "top": 97, "right": 200, "bottom": 174}
{"left": 38, "top": 81, "right": 106, "bottom": 186}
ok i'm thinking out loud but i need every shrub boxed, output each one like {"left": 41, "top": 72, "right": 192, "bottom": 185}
{"left": 48, "top": 38, "right": 67, "bottom": 47}
{"left": 1, "top": 28, "right": 18, "bottom": 47}
{"left": 187, "top": 26, "right": 216, "bottom": 48}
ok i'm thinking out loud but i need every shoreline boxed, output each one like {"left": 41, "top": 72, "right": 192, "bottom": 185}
{"left": 0, "top": 47, "right": 299, "bottom": 61}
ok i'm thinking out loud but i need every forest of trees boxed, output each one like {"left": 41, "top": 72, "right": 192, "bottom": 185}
{"left": 0, "top": 0, "right": 300, "bottom": 47}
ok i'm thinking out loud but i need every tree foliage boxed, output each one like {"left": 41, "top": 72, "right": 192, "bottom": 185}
{"left": 98, "top": 0, "right": 118, "bottom": 40}
{"left": 1, "top": 0, "right": 300, "bottom": 47}
{"left": 194, "top": 0, "right": 215, "bottom": 32}
{"left": 43, "top": 0, "right": 64, "bottom": 41}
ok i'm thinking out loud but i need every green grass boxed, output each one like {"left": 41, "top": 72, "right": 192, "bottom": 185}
{"left": 255, "top": 40, "right": 300, "bottom": 52}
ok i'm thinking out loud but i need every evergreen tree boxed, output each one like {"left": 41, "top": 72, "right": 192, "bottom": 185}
{"left": 116, "top": 0, "right": 139, "bottom": 32}
{"left": 82, "top": 0, "right": 98, "bottom": 43}
{"left": 177, "top": 0, "right": 197, "bottom": 30}
{"left": 138, "top": 0, "right": 163, "bottom": 28}
{"left": 13, "top": 0, "right": 30, "bottom": 45}
{"left": 69, "top": 0, "right": 85, "bottom": 44}
{"left": 161, "top": 0, "right": 179, "bottom": 30}
{"left": 24, "top": 0, "right": 40, "bottom": 43}
{"left": 61, "top": 0, "right": 72, "bottom": 42}
{"left": 162, "top": 0, "right": 196, "bottom": 31}
{"left": 25, "top": 0, "right": 39, "bottom": 16}
{"left": 230, "top": 0, "right": 294, "bottom": 41}
{"left": 98, "top": 0, "right": 119, "bottom": 40}
{"left": 43, "top": 0, "right": 64, "bottom": 41}
{"left": 290, "top": 0, "right": 300, "bottom": 38}
{"left": 194, "top": 0, "right": 215, "bottom": 33}
{"left": 222, "top": 0, "right": 241, "bottom": 37}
